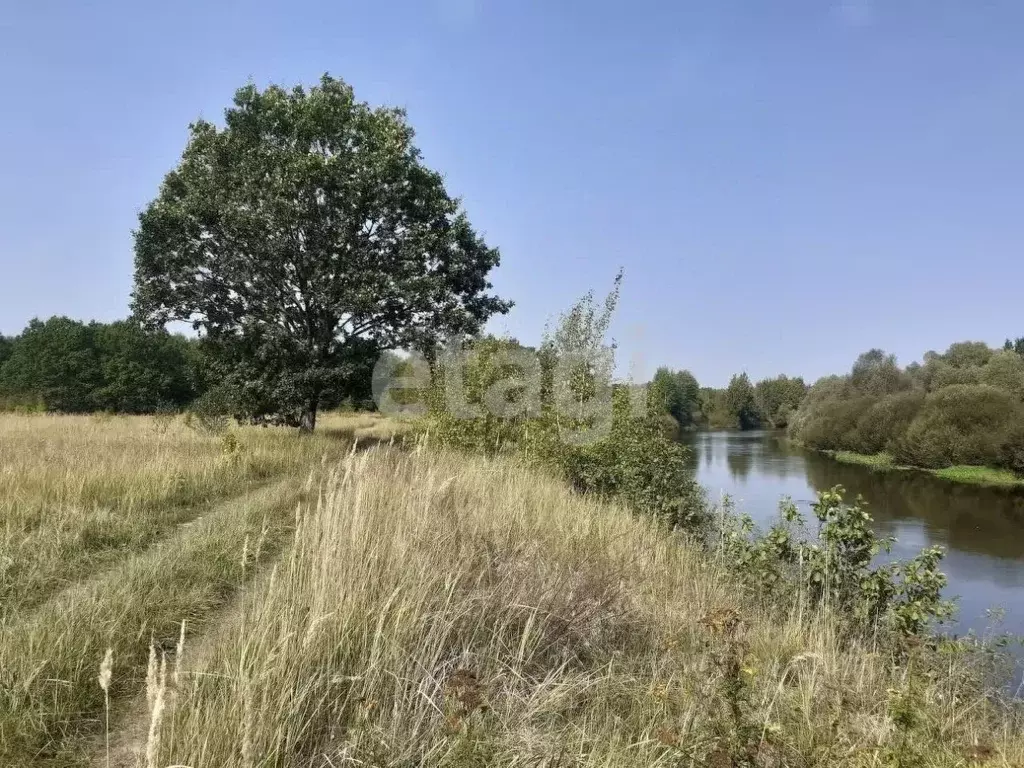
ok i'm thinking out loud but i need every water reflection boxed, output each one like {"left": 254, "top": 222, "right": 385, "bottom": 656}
{"left": 683, "top": 431, "right": 1024, "bottom": 637}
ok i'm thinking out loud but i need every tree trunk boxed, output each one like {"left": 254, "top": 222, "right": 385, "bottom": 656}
{"left": 299, "top": 398, "right": 318, "bottom": 432}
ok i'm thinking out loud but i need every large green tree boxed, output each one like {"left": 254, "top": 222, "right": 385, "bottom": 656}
{"left": 132, "top": 75, "right": 510, "bottom": 430}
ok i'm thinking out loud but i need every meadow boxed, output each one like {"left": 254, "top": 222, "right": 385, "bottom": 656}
{"left": 1, "top": 413, "right": 1023, "bottom": 767}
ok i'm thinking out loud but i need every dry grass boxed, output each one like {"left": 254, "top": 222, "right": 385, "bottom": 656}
{"left": 155, "top": 446, "right": 1021, "bottom": 766}
{"left": 0, "top": 412, "right": 370, "bottom": 619}
{"left": 1, "top": 413, "right": 1021, "bottom": 766}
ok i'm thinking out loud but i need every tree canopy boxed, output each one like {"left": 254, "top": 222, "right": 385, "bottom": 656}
{"left": 650, "top": 368, "right": 701, "bottom": 431}
{"left": 789, "top": 339, "right": 1024, "bottom": 473}
{"left": 0, "top": 317, "right": 198, "bottom": 413}
{"left": 725, "top": 373, "right": 761, "bottom": 430}
{"left": 133, "top": 74, "right": 510, "bottom": 430}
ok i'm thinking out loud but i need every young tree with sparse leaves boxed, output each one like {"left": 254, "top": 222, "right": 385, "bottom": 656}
{"left": 133, "top": 75, "right": 510, "bottom": 430}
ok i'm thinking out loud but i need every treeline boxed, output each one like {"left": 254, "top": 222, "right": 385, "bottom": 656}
{"left": 0, "top": 316, "right": 203, "bottom": 413}
{"left": 0, "top": 315, "right": 380, "bottom": 418}
{"left": 789, "top": 340, "right": 1024, "bottom": 473}
{"left": 650, "top": 368, "right": 807, "bottom": 433}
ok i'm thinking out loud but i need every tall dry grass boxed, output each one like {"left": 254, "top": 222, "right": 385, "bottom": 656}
{"left": 2, "top": 413, "right": 1021, "bottom": 766}
{"left": 0, "top": 412, "right": 370, "bottom": 766}
{"left": 0, "top": 413, "right": 359, "bottom": 617}
{"left": 149, "top": 444, "right": 1024, "bottom": 767}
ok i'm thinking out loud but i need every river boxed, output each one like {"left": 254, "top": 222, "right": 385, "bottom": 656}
{"left": 683, "top": 430, "right": 1024, "bottom": 645}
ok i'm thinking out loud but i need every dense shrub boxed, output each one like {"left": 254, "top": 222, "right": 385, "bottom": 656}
{"left": 930, "top": 362, "right": 981, "bottom": 391}
{"left": 1000, "top": 421, "right": 1024, "bottom": 474}
{"left": 851, "top": 390, "right": 925, "bottom": 455}
{"left": 421, "top": 281, "right": 707, "bottom": 532}
{"left": 93, "top": 321, "right": 199, "bottom": 412}
{"left": 850, "top": 349, "right": 913, "bottom": 396}
{"left": 980, "top": 350, "right": 1024, "bottom": 400}
{"left": 551, "top": 389, "right": 707, "bottom": 529}
{"left": 0, "top": 317, "right": 102, "bottom": 412}
{"left": 754, "top": 374, "right": 807, "bottom": 428}
{"left": 0, "top": 336, "right": 11, "bottom": 371}
{"left": 426, "top": 354, "right": 708, "bottom": 531}
{"left": 942, "top": 341, "right": 993, "bottom": 369}
{"left": 892, "top": 385, "right": 1024, "bottom": 468}
{"left": 790, "top": 341, "right": 1024, "bottom": 475}
{"left": 793, "top": 395, "right": 876, "bottom": 451}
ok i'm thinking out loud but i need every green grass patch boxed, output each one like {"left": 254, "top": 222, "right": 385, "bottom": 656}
{"left": 821, "top": 449, "right": 1024, "bottom": 488}
{"left": 930, "top": 465, "right": 1024, "bottom": 488}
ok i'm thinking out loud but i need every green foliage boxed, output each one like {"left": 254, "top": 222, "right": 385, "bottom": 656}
{"left": 721, "top": 487, "right": 953, "bottom": 638}
{"left": 92, "top": 321, "right": 198, "bottom": 413}
{"left": 650, "top": 367, "right": 701, "bottom": 431}
{"left": 0, "top": 317, "right": 101, "bottom": 412}
{"left": 699, "top": 386, "right": 733, "bottom": 429}
{"left": 558, "top": 388, "right": 707, "bottom": 529}
{"left": 754, "top": 374, "right": 807, "bottom": 428}
{"left": 941, "top": 341, "right": 993, "bottom": 369}
{"left": 794, "top": 395, "right": 876, "bottom": 451}
{"left": 850, "top": 349, "right": 912, "bottom": 396}
{"left": 0, "top": 317, "right": 201, "bottom": 414}
{"left": 1003, "top": 336, "right": 1024, "bottom": 357}
{"left": 422, "top": 335, "right": 541, "bottom": 455}
{"left": 790, "top": 341, "right": 1024, "bottom": 477}
{"left": 133, "top": 74, "right": 509, "bottom": 430}
{"left": 0, "top": 336, "right": 11, "bottom": 371}
{"left": 929, "top": 362, "right": 981, "bottom": 390}
{"left": 851, "top": 390, "right": 925, "bottom": 454}
{"left": 892, "top": 385, "right": 1024, "bottom": 468}
{"left": 979, "top": 350, "right": 1024, "bottom": 400}
{"left": 423, "top": 278, "right": 707, "bottom": 531}
{"left": 725, "top": 373, "right": 761, "bottom": 430}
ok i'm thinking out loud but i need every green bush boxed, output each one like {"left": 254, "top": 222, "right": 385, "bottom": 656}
{"left": 999, "top": 421, "right": 1024, "bottom": 474}
{"left": 930, "top": 363, "right": 981, "bottom": 391}
{"left": 554, "top": 389, "right": 707, "bottom": 529}
{"left": 792, "top": 395, "right": 876, "bottom": 451}
{"left": 851, "top": 390, "right": 924, "bottom": 454}
{"left": 790, "top": 341, "right": 1024, "bottom": 475}
{"left": 980, "top": 350, "right": 1024, "bottom": 400}
{"left": 427, "top": 379, "right": 708, "bottom": 532}
{"left": 421, "top": 280, "right": 708, "bottom": 532}
{"left": 721, "top": 487, "right": 953, "bottom": 638}
{"left": 892, "top": 385, "right": 1024, "bottom": 468}
{"left": 942, "top": 341, "right": 993, "bottom": 369}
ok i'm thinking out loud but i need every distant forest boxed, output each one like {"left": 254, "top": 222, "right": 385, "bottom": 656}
{"left": 648, "top": 368, "right": 807, "bottom": 433}
{"left": 0, "top": 316, "right": 375, "bottom": 416}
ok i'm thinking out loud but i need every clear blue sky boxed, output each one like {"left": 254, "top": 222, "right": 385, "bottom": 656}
{"left": 2, "top": 1, "right": 1022, "bottom": 386}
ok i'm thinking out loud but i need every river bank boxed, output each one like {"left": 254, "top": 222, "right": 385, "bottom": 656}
{"left": 822, "top": 448, "right": 1024, "bottom": 489}
{"left": 684, "top": 430, "right": 1024, "bottom": 682}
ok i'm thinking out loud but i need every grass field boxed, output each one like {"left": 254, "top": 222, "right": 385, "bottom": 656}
{"left": 1, "top": 413, "right": 1022, "bottom": 766}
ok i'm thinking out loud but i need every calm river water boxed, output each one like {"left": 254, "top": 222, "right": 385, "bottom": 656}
{"left": 683, "top": 430, "right": 1024, "bottom": 643}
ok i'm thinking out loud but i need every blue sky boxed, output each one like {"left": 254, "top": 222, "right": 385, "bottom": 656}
{"left": 1, "top": 0, "right": 1022, "bottom": 386}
